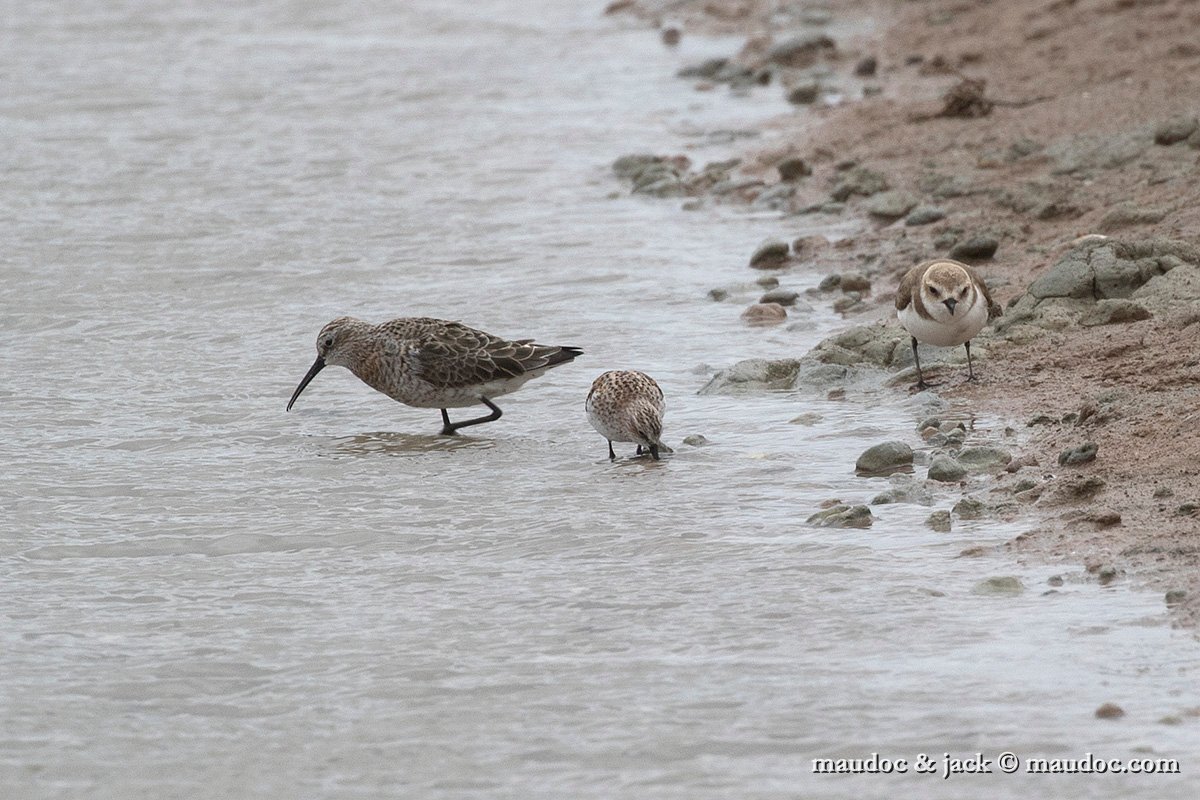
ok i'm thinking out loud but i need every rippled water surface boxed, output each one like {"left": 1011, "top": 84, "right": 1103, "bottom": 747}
{"left": 2, "top": 2, "right": 1197, "bottom": 798}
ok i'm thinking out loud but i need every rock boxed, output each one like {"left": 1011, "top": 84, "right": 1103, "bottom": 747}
{"left": 792, "top": 234, "right": 829, "bottom": 259}
{"left": 918, "top": 416, "right": 941, "bottom": 432}
{"left": 928, "top": 455, "right": 967, "bottom": 482}
{"left": 1058, "top": 442, "right": 1098, "bottom": 466}
{"left": 854, "top": 56, "right": 878, "bottom": 77}
{"left": 830, "top": 166, "right": 889, "bottom": 201}
{"left": 865, "top": 190, "right": 920, "bottom": 219}
{"left": 972, "top": 576, "right": 1024, "bottom": 595}
{"left": 956, "top": 446, "right": 1012, "bottom": 473}
{"left": 1165, "top": 589, "right": 1188, "bottom": 606}
{"left": 786, "top": 81, "right": 820, "bottom": 105}
{"left": 767, "top": 33, "right": 836, "bottom": 67}
{"left": 790, "top": 412, "right": 822, "bottom": 426}
{"left": 677, "top": 58, "right": 729, "bottom": 80}
{"left": 756, "top": 275, "right": 779, "bottom": 289}
{"left": 953, "top": 497, "right": 985, "bottom": 519}
{"left": 1079, "top": 299, "right": 1152, "bottom": 326}
{"left": 1098, "top": 203, "right": 1169, "bottom": 231}
{"left": 612, "top": 153, "right": 670, "bottom": 178}
{"left": 753, "top": 183, "right": 796, "bottom": 210}
{"left": 855, "top": 441, "right": 914, "bottom": 475}
{"left": 682, "top": 434, "right": 710, "bottom": 447}
{"left": 832, "top": 295, "right": 862, "bottom": 313}
{"left": 777, "top": 157, "right": 811, "bottom": 181}
{"left": 759, "top": 288, "right": 800, "bottom": 306}
{"left": 749, "top": 239, "right": 790, "bottom": 268}
{"left": 699, "top": 358, "right": 802, "bottom": 394}
{"left": 1153, "top": 115, "right": 1198, "bottom": 145}
{"left": 741, "top": 303, "right": 788, "bottom": 325}
{"left": 818, "top": 274, "right": 841, "bottom": 291}
{"left": 1041, "top": 476, "right": 1106, "bottom": 505}
{"left": 839, "top": 272, "right": 872, "bottom": 292}
{"left": 707, "top": 288, "right": 729, "bottom": 302}
{"left": 1094, "top": 702, "right": 1125, "bottom": 720}
{"left": 1047, "top": 131, "right": 1149, "bottom": 174}
{"left": 660, "top": 27, "right": 681, "bottom": 46}
{"left": 926, "top": 510, "right": 952, "bottom": 532}
{"left": 905, "top": 205, "right": 946, "bottom": 226}
{"left": 807, "top": 504, "right": 873, "bottom": 528}
{"left": 949, "top": 235, "right": 999, "bottom": 260}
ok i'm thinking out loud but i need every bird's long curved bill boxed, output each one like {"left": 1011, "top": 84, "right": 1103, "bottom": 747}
{"left": 287, "top": 357, "right": 325, "bottom": 411}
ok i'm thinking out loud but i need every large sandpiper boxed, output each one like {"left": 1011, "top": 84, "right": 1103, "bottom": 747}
{"left": 287, "top": 316, "right": 582, "bottom": 435}
{"left": 585, "top": 370, "right": 668, "bottom": 460}
{"left": 896, "top": 258, "right": 1000, "bottom": 390}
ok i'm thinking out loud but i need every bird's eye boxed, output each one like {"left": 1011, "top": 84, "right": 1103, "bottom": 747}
{"left": 959, "top": 288, "right": 968, "bottom": 298}
{"left": 929, "top": 287, "right": 940, "bottom": 297}
{"left": 322, "top": 336, "right": 334, "bottom": 349}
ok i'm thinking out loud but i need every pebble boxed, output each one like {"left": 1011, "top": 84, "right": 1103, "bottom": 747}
{"left": 926, "top": 510, "right": 952, "bottom": 532}
{"left": 759, "top": 288, "right": 800, "bottom": 306}
{"left": 928, "top": 455, "right": 967, "bottom": 482}
{"left": 756, "top": 275, "right": 780, "bottom": 289}
{"left": 777, "top": 157, "right": 812, "bottom": 181}
{"left": 741, "top": 303, "right": 788, "bottom": 325}
{"left": 806, "top": 504, "right": 873, "bottom": 529}
{"left": 854, "top": 56, "right": 878, "bottom": 77}
{"left": 855, "top": 441, "right": 915, "bottom": 475}
{"left": 839, "top": 272, "right": 872, "bottom": 292}
{"left": 681, "top": 434, "right": 710, "bottom": 447}
{"left": 1153, "top": 115, "right": 1198, "bottom": 146}
{"left": 787, "top": 81, "right": 820, "bottom": 105}
{"left": 865, "top": 190, "right": 919, "bottom": 219}
{"left": 953, "top": 497, "right": 985, "bottom": 519}
{"left": 707, "top": 288, "right": 729, "bottom": 302}
{"left": 1058, "top": 442, "right": 1098, "bottom": 466}
{"left": 949, "top": 235, "right": 999, "bottom": 260}
{"left": 905, "top": 205, "right": 947, "bottom": 226}
{"left": 1094, "top": 702, "right": 1125, "bottom": 720}
{"left": 1165, "top": 589, "right": 1188, "bottom": 606}
{"left": 749, "top": 239, "right": 791, "bottom": 268}
{"left": 956, "top": 446, "right": 1013, "bottom": 473}
{"left": 972, "top": 576, "right": 1024, "bottom": 596}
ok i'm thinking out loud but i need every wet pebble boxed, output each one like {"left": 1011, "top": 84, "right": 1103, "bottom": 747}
{"left": 1058, "top": 442, "right": 1098, "bottom": 466}
{"left": 926, "top": 510, "right": 952, "bottom": 532}
{"left": 928, "top": 455, "right": 967, "bottom": 482}
{"left": 749, "top": 239, "right": 790, "bottom": 268}
{"left": 756, "top": 275, "right": 780, "bottom": 289}
{"left": 681, "top": 434, "right": 710, "bottom": 447}
{"left": 1094, "top": 702, "right": 1125, "bottom": 720}
{"left": 865, "top": 190, "right": 919, "bottom": 219}
{"left": 806, "top": 504, "right": 873, "bottom": 529}
{"left": 854, "top": 55, "right": 877, "bottom": 77}
{"left": 707, "top": 288, "right": 729, "bottom": 302}
{"left": 759, "top": 288, "right": 800, "bottom": 306}
{"left": 972, "top": 576, "right": 1024, "bottom": 595}
{"left": 839, "top": 272, "right": 872, "bottom": 292}
{"left": 786, "top": 81, "right": 820, "bottom": 105}
{"left": 953, "top": 497, "right": 985, "bottom": 519}
{"left": 741, "top": 303, "right": 788, "bottom": 325}
{"left": 855, "top": 441, "right": 914, "bottom": 475}
{"left": 1165, "top": 589, "right": 1188, "bottom": 606}
{"left": 777, "top": 157, "right": 812, "bottom": 181}
{"left": 956, "top": 446, "right": 1012, "bottom": 473}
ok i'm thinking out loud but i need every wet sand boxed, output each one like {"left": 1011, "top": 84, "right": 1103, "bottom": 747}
{"left": 611, "top": 0, "right": 1200, "bottom": 626}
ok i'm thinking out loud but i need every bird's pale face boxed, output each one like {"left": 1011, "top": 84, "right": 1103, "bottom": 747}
{"left": 920, "top": 265, "right": 973, "bottom": 320}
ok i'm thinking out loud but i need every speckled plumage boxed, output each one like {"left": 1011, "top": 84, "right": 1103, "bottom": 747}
{"left": 896, "top": 259, "right": 1000, "bottom": 390}
{"left": 585, "top": 370, "right": 667, "bottom": 459}
{"left": 288, "top": 316, "right": 582, "bottom": 434}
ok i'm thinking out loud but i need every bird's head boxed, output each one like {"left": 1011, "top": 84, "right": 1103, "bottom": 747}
{"left": 287, "top": 317, "right": 370, "bottom": 411}
{"left": 921, "top": 262, "right": 973, "bottom": 318}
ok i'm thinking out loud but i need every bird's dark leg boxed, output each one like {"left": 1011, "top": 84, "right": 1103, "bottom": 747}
{"left": 912, "top": 336, "right": 931, "bottom": 391}
{"left": 649, "top": 444, "right": 660, "bottom": 461}
{"left": 440, "top": 397, "right": 503, "bottom": 435}
{"left": 636, "top": 445, "right": 643, "bottom": 455}
{"left": 608, "top": 441, "right": 616, "bottom": 459}
{"left": 965, "top": 340, "right": 977, "bottom": 381}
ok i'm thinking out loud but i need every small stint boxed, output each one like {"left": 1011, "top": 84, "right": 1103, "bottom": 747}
{"left": 585, "top": 370, "right": 669, "bottom": 460}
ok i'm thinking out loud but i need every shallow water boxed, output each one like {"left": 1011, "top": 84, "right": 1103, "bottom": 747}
{"left": 2, "top": 2, "right": 1196, "bottom": 798}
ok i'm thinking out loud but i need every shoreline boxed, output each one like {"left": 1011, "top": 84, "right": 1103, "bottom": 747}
{"left": 610, "top": 0, "right": 1200, "bottom": 627}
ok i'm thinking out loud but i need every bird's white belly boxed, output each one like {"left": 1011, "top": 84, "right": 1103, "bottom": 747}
{"left": 898, "top": 301, "right": 987, "bottom": 348}
{"left": 388, "top": 372, "right": 541, "bottom": 409}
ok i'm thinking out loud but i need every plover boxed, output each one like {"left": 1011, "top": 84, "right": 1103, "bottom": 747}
{"left": 896, "top": 258, "right": 1000, "bottom": 390}
{"left": 585, "top": 370, "right": 669, "bottom": 460}
{"left": 287, "top": 316, "right": 582, "bottom": 435}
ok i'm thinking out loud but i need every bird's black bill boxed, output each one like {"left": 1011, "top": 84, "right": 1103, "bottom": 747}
{"left": 944, "top": 298, "right": 957, "bottom": 314}
{"left": 287, "top": 357, "right": 326, "bottom": 411}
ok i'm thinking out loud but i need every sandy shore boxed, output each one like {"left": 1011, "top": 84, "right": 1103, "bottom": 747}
{"left": 610, "top": 0, "right": 1200, "bottom": 626}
